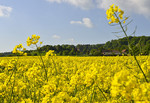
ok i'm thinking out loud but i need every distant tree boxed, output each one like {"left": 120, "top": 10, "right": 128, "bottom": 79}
{"left": 143, "top": 44, "right": 150, "bottom": 55}
{"left": 62, "top": 50, "right": 69, "bottom": 56}
{"left": 69, "top": 48, "right": 76, "bottom": 55}
{"left": 89, "top": 49, "right": 102, "bottom": 56}
{"left": 0, "top": 53, "right": 3, "bottom": 57}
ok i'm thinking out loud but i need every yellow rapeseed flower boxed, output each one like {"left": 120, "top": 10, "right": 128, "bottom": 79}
{"left": 27, "top": 34, "right": 40, "bottom": 46}
{"left": 106, "top": 4, "right": 126, "bottom": 24}
{"left": 12, "top": 44, "right": 27, "bottom": 56}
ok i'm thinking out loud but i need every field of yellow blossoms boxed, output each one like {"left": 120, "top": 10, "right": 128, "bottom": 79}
{"left": 0, "top": 4, "right": 149, "bottom": 103}
{"left": 0, "top": 55, "right": 150, "bottom": 103}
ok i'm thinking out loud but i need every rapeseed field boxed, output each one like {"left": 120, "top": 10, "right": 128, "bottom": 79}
{"left": 0, "top": 56, "right": 150, "bottom": 102}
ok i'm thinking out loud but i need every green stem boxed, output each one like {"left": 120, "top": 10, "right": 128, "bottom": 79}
{"left": 90, "top": 86, "right": 95, "bottom": 103}
{"left": 114, "top": 13, "right": 149, "bottom": 83}
{"left": 97, "top": 86, "right": 108, "bottom": 101}
{"left": 51, "top": 58, "right": 57, "bottom": 75}
{"left": 7, "top": 57, "right": 19, "bottom": 85}
{"left": 8, "top": 56, "right": 19, "bottom": 103}
{"left": 36, "top": 45, "right": 48, "bottom": 81}
{"left": 34, "top": 78, "right": 36, "bottom": 103}
{"left": 9, "top": 59, "right": 18, "bottom": 103}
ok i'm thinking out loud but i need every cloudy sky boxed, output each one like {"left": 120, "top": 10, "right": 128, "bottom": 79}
{"left": 0, "top": 0, "right": 150, "bottom": 52}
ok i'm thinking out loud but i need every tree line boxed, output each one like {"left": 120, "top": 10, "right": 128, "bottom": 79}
{"left": 25, "top": 36, "right": 150, "bottom": 56}
{"left": 0, "top": 36, "right": 150, "bottom": 57}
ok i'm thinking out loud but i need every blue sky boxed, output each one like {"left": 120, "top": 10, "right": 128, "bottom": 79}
{"left": 0, "top": 0, "right": 150, "bottom": 52}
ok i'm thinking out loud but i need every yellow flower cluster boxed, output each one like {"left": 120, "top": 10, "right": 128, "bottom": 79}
{"left": 0, "top": 56, "right": 150, "bottom": 102}
{"left": 106, "top": 4, "right": 127, "bottom": 24}
{"left": 27, "top": 34, "right": 40, "bottom": 46}
{"left": 45, "top": 50, "right": 56, "bottom": 59}
{"left": 12, "top": 44, "right": 27, "bottom": 56}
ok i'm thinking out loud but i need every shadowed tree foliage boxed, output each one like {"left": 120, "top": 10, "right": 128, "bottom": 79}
{"left": 104, "top": 36, "right": 150, "bottom": 55}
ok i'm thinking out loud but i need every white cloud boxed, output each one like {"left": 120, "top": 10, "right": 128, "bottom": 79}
{"left": 66, "top": 0, "right": 94, "bottom": 10}
{"left": 0, "top": 5, "right": 12, "bottom": 17}
{"left": 52, "top": 35, "right": 61, "bottom": 39}
{"left": 70, "top": 18, "right": 93, "bottom": 28}
{"left": 47, "top": 0, "right": 150, "bottom": 18}
{"left": 68, "top": 38, "right": 74, "bottom": 42}
{"left": 70, "top": 21, "right": 82, "bottom": 24}
{"left": 46, "top": 0, "right": 62, "bottom": 3}
{"left": 46, "top": 0, "right": 94, "bottom": 10}
{"left": 96, "top": 0, "right": 150, "bottom": 18}
{"left": 82, "top": 18, "right": 93, "bottom": 28}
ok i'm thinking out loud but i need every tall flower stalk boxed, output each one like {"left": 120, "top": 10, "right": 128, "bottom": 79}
{"left": 27, "top": 34, "right": 48, "bottom": 81}
{"left": 8, "top": 44, "right": 27, "bottom": 102}
{"left": 106, "top": 4, "right": 149, "bottom": 83}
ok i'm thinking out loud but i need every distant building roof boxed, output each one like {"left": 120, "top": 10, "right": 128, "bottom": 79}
{"left": 122, "top": 49, "right": 127, "bottom": 53}
{"left": 102, "top": 49, "right": 121, "bottom": 56}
